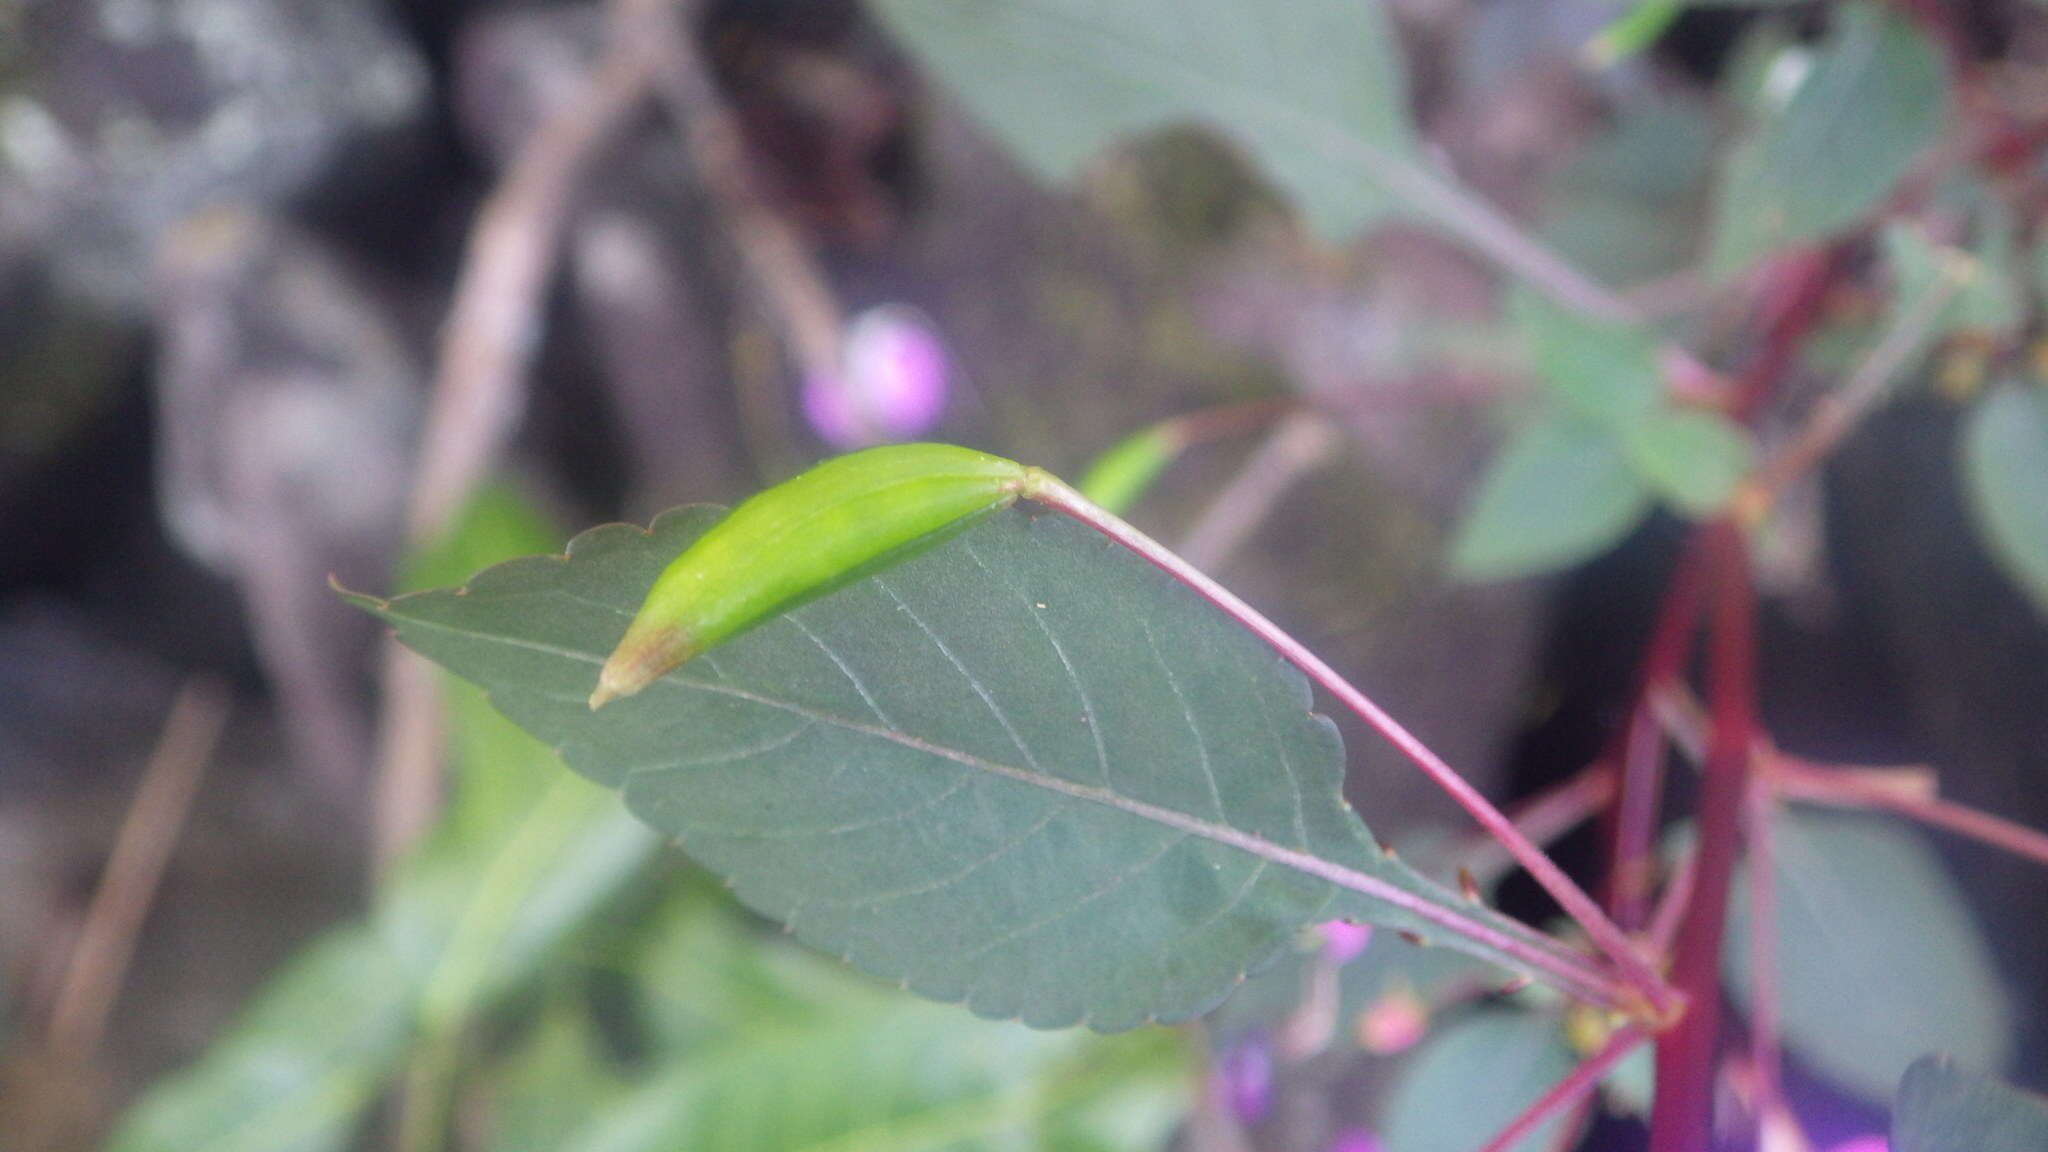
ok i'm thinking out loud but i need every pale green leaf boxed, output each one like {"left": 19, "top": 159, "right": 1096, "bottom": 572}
{"left": 1707, "top": 3, "right": 1947, "bottom": 277}
{"left": 1382, "top": 1008, "right": 1578, "bottom": 1152}
{"left": 868, "top": 0, "right": 1415, "bottom": 240}
{"left": 1894, "top": 1057, "right": 2048, "bottom": 1152}
{"left": 1541, "top": 100, "right": 1715, "bottom": 287}
{"left": 1076, "top": 426, "right": 1178, "bottom": 517}
{"left": 1450, "top": 417, "right": 1655, "bottom": 581}
{"left": 1726, "top": 809, "right": 2015, "bottom": 1102}
{"left": 104, "top": 929, "right": 410, "bottom": 1152}
{"left": 1513, "top": 291, "right": 1665, "bottom": 429}
{"left": 1621, "top": 409, "right": 1754, "bottom": 517}
{"left": 1961, "top": 384, "right": 2048, "bottom": 617}
{"left": 563, "top": 1000, "right": 1189, "bottom": 1152}
{"left": 110, "top": 489, "right": 655, "bottom": 1152}
{"left": 356, "top": 506, "right": 1594, "bottom": 1029}
{"left": 1882, "top": 215, "right": 2020, "bottom": 348}
{"left": 482, "top": 998, "right": 625, "bottom": 1152}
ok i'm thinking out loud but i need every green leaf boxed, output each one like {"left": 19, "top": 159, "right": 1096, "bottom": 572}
{"left": 355, "top": 505, "right": 1594, "bottom": 1029}
{"left": 1541, "top": 100, "right": 1715, "bottom": 287}
{"left": 1894, "top": 1056, "right": 2048, "bottom": 1152}
{"left": 1583, "top": 1, "right": 1684, "bottom": 68}
{"left": 626, "top": 871, "right": 902, "bottom": 1057}
{"left": 1450, "top": 417, "right": 1655, "bottom": 581}
{"left": 1707, "top": 3, "right": 1948, "bottom": 278}
{"left": 1620, "top": 409, "right": 1754, "bottom": 517}
{"left": 1961, "top": 384, "right": 2048, "bottom": 617}
{"left": 1381, "top": 1007, "right": 1578, "bottom": 1152}
{"left": 111, "top": 488, "right": 657, "bottom": 1152}
{"left": 1076, "top": 426, "right": 1179, "bottom": 517}
{"left": 1882, "top": 196, "right": 2021, "bottom": 346}
{"left": 561, "top": 999, "right": 1189, "bottom": 1152}
{"left": 481, "top": 996, "right": 625, "bottom": 1152}
{"left": 105, "top": 929, "right": 411, "bottom": 1152}
{"left": 1513, "top": 291, "right": 1666, "bottom": 429}
{"left": 1726, "top": 809, "right": 2015, "bottom": 1102}
{"left": 867, "top": 0, "right": 1415, "bottom": 241}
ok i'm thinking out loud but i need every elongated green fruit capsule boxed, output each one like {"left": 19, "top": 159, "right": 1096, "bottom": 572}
{"left": 591, "top": 443, "right": 1037, "bottom": 709}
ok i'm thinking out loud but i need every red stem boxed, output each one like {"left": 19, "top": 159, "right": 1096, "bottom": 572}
{"left": 1729, "top": 248, "right": 1845, "bottom": 424}
{"left": 1744, "top": 777, "right": 1783, "bottom": 1117}
{"left": 1773, "top": 760, "right": 2048, "bottom": 868}
{"left": 1649, "top": 523, "right": 1757, "bottom": 1152}
{"left": 1027, "top": 474, "right": 1672, "bottom": 1016}
{"left": 1602, "top": 541, "right": 1708, "bottom": 928}
{"left": 1478, "top": 1024, "right": 1652, "bottom": 1152}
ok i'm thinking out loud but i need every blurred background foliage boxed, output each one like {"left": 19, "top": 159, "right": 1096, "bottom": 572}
{"left": 1, "top": 0, "right": 2045, "bottom": 1150}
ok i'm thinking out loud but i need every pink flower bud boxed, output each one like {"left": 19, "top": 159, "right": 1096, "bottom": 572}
{"left": 1358, "top": 986, "right": 1428, "bottom": 1055}
{"left": 1212, "top": 1035, "right": 1273, "bottom": 1125}
{"left": 802, "top": 304, "right": 949, "bottom": 448}
{"left": 1318, "top": 920, "right": 1372, "bottom": 965}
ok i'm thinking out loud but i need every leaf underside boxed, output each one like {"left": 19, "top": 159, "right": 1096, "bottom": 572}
{"left": 355, "top": 506, "right": 1576, "bottom": 1030}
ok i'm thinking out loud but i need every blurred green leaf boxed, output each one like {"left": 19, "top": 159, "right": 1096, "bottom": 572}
{"left": 1451, "top": 417, "right": 1654, "bottom": 580}
{"left": 1077, "top": 426, "right": 1179, "bottom": 517}
{"left": 1381, "top": 1007, "right": 1578, "bottom": 1152}
{"left": 1514, "top": 292, "right": 1665, "bottom": 429}
{"left": 1882, "top": 216, "right": 2020, "bottom": 348}
{"left": 561, "top": 999, "right": 1189, "bottom": 1152}
{"left": 355, "top": 505, "right": 1595, "bottom": 1029}
{"left": 400, "top": 483, "right": 560, "bottom": 595}
{"left": 111, "top": 487, "right": 657, "bottom": 1152}
{"left": 1894, "top": 1056, "right": 2048, "bottom": 1152}
{"left": 1541, "top": 100, "right": 1715, "bottom": 286}
{"left": 1620, "top": 409, "right": 1753, "bottom": 517}
{"left": 1583, "top": 1, "right": 1683, "bottom": 67}
{"left": 1707, "top": 3, "right": 1947, "bottom": 278}
{"left": 482, "top": 995, "right": 625, "bottom": 1152}
{"left": 867, "top": 0, "right": 1415, "bottom": 241}
{"left": 105, "top": 929, "right": 410, "bottom": 1152}
{"left": 626, "top": 871, "right": 901, "bottom": 1057}
{"left": 1726, "top": 808, "right": 2015, "bottom": 1102}
{"left": 1961, "top": 383, "right": 2048, "bottom": 617}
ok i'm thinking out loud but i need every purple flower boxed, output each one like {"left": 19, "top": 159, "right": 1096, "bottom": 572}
{"left": 1212, "top": 1035, "right": 1273, "bottom": 1126}
{"left": 802, "top": 304, "right": 949, "bottom": 449}
{"left": 1318, "top": 920, "right": 1372, "bottom": 965}
{"left": 1327, "top": 1128, "right": 1386, "bottom": 1152}
{"left": 1823, "top": 1137, "right": 1888, "bottom": 1152}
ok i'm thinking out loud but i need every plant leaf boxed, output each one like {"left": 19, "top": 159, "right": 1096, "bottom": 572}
{"left": 1725, "top": 809, "right": 2015, "bottom": 1102}
{"left": 109, "top": 488, "right": 657, "bottom": 1152}
{"left": 1706, "top": 3, "right": 1947, "bottom": 278}
{"left": 1893, "top": 1056, "right": 2048, "bottom": 1152}
{"left": 560, "top": 998, "right": 1189, "bottom": 1152}
{"left": 1620, "top": 409, "right": 1754, "bottom": 518}
{"left": 1450, "top": 416, "right": 1654, "bottom": 581}
{"left": 1381, "top": 1007, "right": 1578, "bottom": 1152}
{"left": 1961, "top": 384, "right": 2048, "bottom": 617}
{"left": 1513, "top": 292, "right": 1665, "bottom": 430}
{"left": 868, "top": 0, "right": 1415, "bottom": 241}
{"left": 353, "top": 506, "right": 1595, "bottom": 1030}
{"left": 103, "top": 929, "right": 411, "bottom": 1152}
{"left": 1540, "top": 100, "right": 1715, "bottom": 286}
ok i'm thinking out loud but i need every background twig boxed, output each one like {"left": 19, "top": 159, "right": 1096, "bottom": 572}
{"left": 371, "top": 0, "right": 673, "bottom": 874}
{"left": 45, "top": 681, "right": 230, "bottom": 1061}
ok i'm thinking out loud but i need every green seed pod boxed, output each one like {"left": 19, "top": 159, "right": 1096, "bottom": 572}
{"left": 591, "top": 443, "right": 1035, "bottom": 709}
